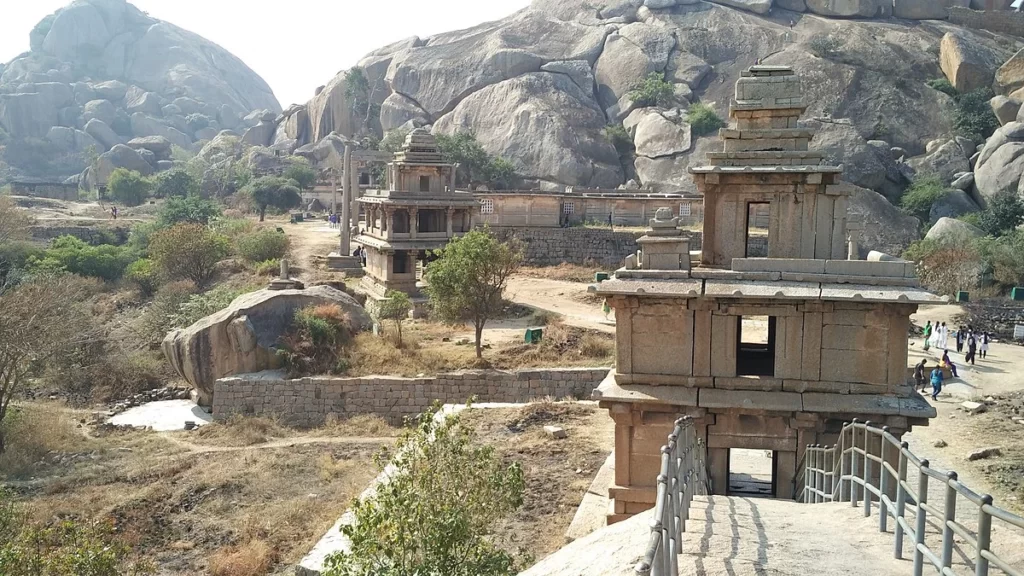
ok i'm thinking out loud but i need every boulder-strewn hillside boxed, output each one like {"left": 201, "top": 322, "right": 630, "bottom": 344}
{"left": 261, "top": 0, "right": 1022, "bottom": 201}
{"left": 0, "top": 0, "right": 280, "bottom": 184}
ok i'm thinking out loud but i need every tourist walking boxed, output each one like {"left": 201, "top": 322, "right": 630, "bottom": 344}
{"left": 980, "top": 332, "right": 990, "bottom": 359}
{"left": 923, "top": 321, "right": 932, "bottom": 351}
{"left": 966, "top": 332, "right": 977, "bottom": 365}
{"left": 913, "top": 358, "right": 928, "bottom": 392}
{"left": 930, "top": 365, "right": 944, "bottom": 401}
{"left": 956, "top": 326, "right": 965, "bottom": 353}
{"left": 938, "top": 322, "right": 948, "bottom": 350}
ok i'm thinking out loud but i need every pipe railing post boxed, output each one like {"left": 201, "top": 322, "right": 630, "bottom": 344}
{"left": 880, "top": 427, "right": 890, "bottom": 533}
{"left": 804, "top": 445, "right": 812, "bottom": 503}
{"left": 815, "top": 445, "right": 825, "bottom": 504}
{"left": 864, "top": 422, "right": 873, "bottom": 518}
{"left": 894, "top": 441, "right": 909, "bottom": 559}
{"left": 941, "top": 471, "right": 958, "bottom": 571}
{"left": 824, "top": 446, "right": 833, "bottom": 501}
{"left": 913, "top": 459, "right": 930, "bottom": 576}
{"left": 840, "top": 424, "right": 850, "bottom": 502}
{"left": 975, "top": 495, "right": 993, "bottom": 576}
{"left": 851, "top": 421, "right": 861, "bottom": 509}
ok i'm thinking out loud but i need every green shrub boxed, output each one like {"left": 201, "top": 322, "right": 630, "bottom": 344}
{"left": 108, "top": 168, "right": 152, "bottom": 207}
{"left": 926, "top": 78, "right": 957, "bottom": 98}
{"left": 126, "top": 221, "right": 163, "bottom": 253}
{"left": 807, "top": 34, "right": 844, "bottom": 58}
{"left": 630, "top": 72, "right": 675, "bottom": 107}
{"left": 900, "top": 175, "right": 946, "bottom": 224}
{"left": 603, "top": 124, "right": 634, "bottom": 157}
{"left": 977, "top": 189, "right": 1024, "bottom": 236}
{"left": 236, "top": 229, "right": 290, "bottom": 263}
{"left": 278, "top": 304, "right": 354, "bottom": 376}
{"left": 125, "top": 258, "right": 161, "bottom": 295}
{"left": 158, "top": 194, "right": 222, "bottom": 226}
{"left": 0, "top": 241, "right": 43, "bottom": 285}
{"left": 252, "top": 258, "right": 281, "bottom": 276}
{"left": 210, "top": 216, "right": 256, "bottom": 239}
{"left": 953, "top": 88, "right": 1000, "bottom": 142}
{"left": 688, "top": 103, "right": 727, "bottom": 136}
{"left": 28, "top": 236, "right": 137, "bottom": 281}
{"left": 135, "top": 281, "right": 196, "bottom": 342}
{"left": 284, "top": 162, "right": 317, "bottom": 191}
{"left": 149, "top": 224, "right": 229, "bottom": 287}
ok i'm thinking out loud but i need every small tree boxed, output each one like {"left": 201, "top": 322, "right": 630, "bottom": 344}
{"left": 376, "top": 290, "right": 412, "bottom": 348}
{"left": 322, "top": 405, "right": 526, "bottom": 576}
{"left": 900, "top": 175, "right": 946, "bottom": 225}
{"left": 0, "top": 274, "right": 93, "bottom": 454}
{"left": 240, "top": 176, "right": 302, "bottom": 221}
{"left": 425, "top": 230, "right": 523, "bottom": 358}
{"left": 153, "top": 168, "right": 198, "bottom": 198}
{"left": 158, "top": 194, "right": 222, "bottom": 226}
{"left": 108, "top": 168, "right": 152, "bottom": 207}
{"left": 436, "top": 132, "right": 492, "bottom": 187}
{"left": 978, "top": 190, "right": 1024, "bottom": 236}
{"left": 630, "top": 72, "right": 675, "bottom": 107}
{"left": 688, "top": 103, "right": 726, "bottom": 136}
{"left": 149, "top": 224, "right": 229, "bottom": 287}
{"left": 0, "top": 196, "right": 31, "bottom": 245}
{"left": 284, "top": 162, "right": 317, "bottom": 192}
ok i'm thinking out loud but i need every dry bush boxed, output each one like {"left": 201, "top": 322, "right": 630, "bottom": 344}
{"left": 531, "top": 310, "right": 561, "bottom": 326}
{"left": 579, "top": 333, "right": 614, "bottom": 358}
{"left": 0, "top": 405, "right": 89, "bottom": 479}
{"left": 209, "top": 539, "right": 276, "bottom": 576}
{"left": 496, "top": 322, "right": 614, "bottom": 368}
{"left": 191, "top": 415, "right": 290, "bottom": 446}
{"left": 318, "top": 413, "right": 396, "bottom": 437}
{"left": 278, "top": 304, "right": 355, "bottom": 376}
{"left": 317, "top": 453, "right": 356, "bottom": 482}
{"left": 343, "top": 333, "right": 458, "bottom": 377}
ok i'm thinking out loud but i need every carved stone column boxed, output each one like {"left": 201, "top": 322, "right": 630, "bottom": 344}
{"left": 446, "top": 207, "right": 455, "bottom": 236}
{"left": 410, "top": 208, "right": 419, "bottom": 239}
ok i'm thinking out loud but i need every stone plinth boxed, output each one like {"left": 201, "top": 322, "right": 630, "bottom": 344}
{"left": 327, "top": 252, "right": 365, "bottom": 277}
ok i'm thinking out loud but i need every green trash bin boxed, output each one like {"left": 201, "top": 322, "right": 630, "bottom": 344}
{"left": 525, "top": 328, "right": 543, "bottom": 344}
{"left": 1013, "top": 287, "right": 1024, "bottom": 301}
{"left": 594, "top": 272, "right": 610, "bottom": 282}
{"left": 956, "top": 291, "right": 970, "bottom": 303}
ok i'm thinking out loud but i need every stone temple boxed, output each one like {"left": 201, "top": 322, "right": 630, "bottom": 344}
{"left": 355, "top": 129, "right": 477, "bottom": 306}
{"left": 591, "top": 65, "right": 943, "bottom": 522}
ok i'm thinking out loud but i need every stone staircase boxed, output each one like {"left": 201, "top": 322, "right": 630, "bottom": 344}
{"left": 521, "top": 495, "right": 913, "bottom": 576}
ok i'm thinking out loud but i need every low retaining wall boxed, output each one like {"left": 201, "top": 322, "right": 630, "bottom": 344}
{"left": 949, "top": 7, "right": 1024, "bottom": 38}
{"left": 213, "top": 367, "right": 610, "bottom": 427}
{"left": 491, "top": 227, "right": 702, "bottom": 267}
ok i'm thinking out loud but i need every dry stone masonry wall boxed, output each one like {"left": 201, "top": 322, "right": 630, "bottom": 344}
{"left": 492, "top": 227, "right": 701, "bottom": 267}
{"left": 213, "top": 368, "right": 610, "bottom": 427}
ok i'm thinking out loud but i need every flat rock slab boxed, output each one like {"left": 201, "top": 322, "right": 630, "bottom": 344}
{"left": 108, "top": 399, "right": 212, "bottom": 432}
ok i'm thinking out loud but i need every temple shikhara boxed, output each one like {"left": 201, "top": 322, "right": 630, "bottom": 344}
{"left": 355, "top": 129, "right": 477, "bottom": 308}
{"left": 591, "top": 65, "right": 943, "bottom": 522}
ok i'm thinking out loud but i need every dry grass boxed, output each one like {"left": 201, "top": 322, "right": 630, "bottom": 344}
{"left": 209, "top": 539, "right": 276, "bottom": 576}
{"left": 190, "top": 415, "right": 290, "bottom": 446}
{"left": 0, "top": 403, "right": 93, "bottom": 480}
{"left": 519, "top": 263, "right": 604, "bottom": 283}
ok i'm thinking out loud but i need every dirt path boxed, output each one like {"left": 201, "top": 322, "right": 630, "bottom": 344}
{"left": 156, "top": 432, "right": 391, "bottom": 454}
{"left": 279, "top": 218, "right": 339, "bottom": 281}
{"left": 505, "top": 276, "right": 614, "bottom": 334}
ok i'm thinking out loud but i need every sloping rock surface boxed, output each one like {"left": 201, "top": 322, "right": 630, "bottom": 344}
{"left": 162, "top": 286, "right": 372, "bottom": 406}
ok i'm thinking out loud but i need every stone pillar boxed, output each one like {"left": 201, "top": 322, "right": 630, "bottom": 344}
{"left": 775, "top": 450, "right": 797, "bottom": 499}
{"left": 384, "top": 208, "right": 393, "bottom": 240}
{"left": 450, "top": 163, "right": 459, "bottom": 191}
{"left": 331, "top": 173, "right": 338, "bottom": 214}
{"left": 446, "top": 207, "right": 454, "bottom": 236}
{"left": 410, "top": 208, "right": 419, "bottom": 239}
{"left": 350, "top": 163, "right": 360, "bottom": 231}
{"left": 279, "top": 258, "right": 289, "bottom": 280}
{"left": 340, "top": 145, "right": 352, "bottom": 256}
{"left": 847, "top": 220, "right": 863, "bottom": 260}
{"left": 708, "top": 447, "right": 729, "bottom": 495}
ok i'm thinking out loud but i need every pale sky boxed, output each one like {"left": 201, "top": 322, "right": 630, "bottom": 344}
{"left": 0, "top": 0, "right": 532, "bottom": 108}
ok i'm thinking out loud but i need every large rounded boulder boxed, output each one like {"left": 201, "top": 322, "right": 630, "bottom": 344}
{"left": 162, "top": 286, "right": 372, "bottom": 406}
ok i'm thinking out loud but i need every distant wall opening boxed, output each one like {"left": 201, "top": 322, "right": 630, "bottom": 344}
{"left": 393, "top": 210, "right": 410, "bottom": 234}
{"left": 393, "top": 251, "right": 409, "bottom": 274}
{"left": 736, "top": 315, "right": 776, "bottom": 376}
{"left": 418, "top": 209, "right": 445, "bottom": 233}
{"left": 728, "top": 448, "right": 775, "bottom": 497}
{"left": 419, "top": 175, "right": 431, "bottom": 192}
{"left": 745, "top": 202, "right": 770, "bottom": 257}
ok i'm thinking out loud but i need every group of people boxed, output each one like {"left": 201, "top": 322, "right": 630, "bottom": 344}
{"left": 917, "top": 321, "right": 992, "bottom": 401}
{"left": 327, "top": 212, "right": 341, "bottom": 228}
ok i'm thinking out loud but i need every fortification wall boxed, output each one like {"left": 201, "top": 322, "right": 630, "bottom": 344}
{"left": 490, "top": 227, "right": 703, "bottom": 267}
{"left": 213, "top": 367, "right": 610, "bottom": 427}
{"left": 949, "top": 7, "right": 1024, "bottom": 37}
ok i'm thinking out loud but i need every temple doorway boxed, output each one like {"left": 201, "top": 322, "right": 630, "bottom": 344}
{"left": 728, "top": 448, "right": 775, "bottom": 497}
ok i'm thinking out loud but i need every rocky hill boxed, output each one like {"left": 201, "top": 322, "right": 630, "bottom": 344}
{"left": 255, "top": 2, "right": 1021, "bottom": 206}
{"left": 0, "top": 0, "right": 280, "bottom": 184}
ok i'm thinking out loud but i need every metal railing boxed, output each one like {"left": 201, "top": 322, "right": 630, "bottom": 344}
{"left": 634, "top": 417, "right": 710, "bottom": 576}
{"left": 798, "top": 419, "right": 1024, "bottom": 576}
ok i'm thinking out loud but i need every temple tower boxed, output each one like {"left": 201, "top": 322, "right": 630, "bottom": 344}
{"left": 592, "top": 66, "right": 942, "bottom": 523}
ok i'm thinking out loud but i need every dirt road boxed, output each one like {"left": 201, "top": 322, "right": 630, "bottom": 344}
{"left": 505, "top": 276, "right": 614, "bottom": 333}
{"left": 279, "top": 218, "right": 339, "bottom": 280}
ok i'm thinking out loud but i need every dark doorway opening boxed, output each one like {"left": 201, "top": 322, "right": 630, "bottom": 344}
{"left": 728, "top": 448, "right": 776, "bottom": 497}
{"left": 736, "top": 316, "right": 776, "bottom": 376}
{"left": 745, "top": 202, "right": 770, "bottom": 257}
{"left": 419, "top": 175, "right": 431, "bottom": 192}
{"left": 393, "top": 251, "right": 409, "bottom": 274}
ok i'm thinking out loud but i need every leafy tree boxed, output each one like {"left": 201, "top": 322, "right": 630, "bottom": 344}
{"left": 425, "top": 229, "right": 523, "bottom": 358}
{"left": 0, "top": 489, "right": 152, "bottom": 575}
{"left": 124, "top": 258, "right": 161, "bottom": 296}
{"left": 485, "top": 157, "right": 517, "bottom": 191}
{"left": 630, "top": 72, "right": 674, "bottom": 107}
{"left": 158, "top": 194, "right": 222, "bottom": 226}
{"left": 900, "top": 175, "right": 946, "bottom": 225}
{"left": 953, "top": 88, "right": 1000, "bottom": 142}
{"left": 236, "top": 229, "right": 290, "bottom": 263}
{"left": 807, "top": 34, "right": 844, "bottom": 58}
{"left": 0, "top": 274, "right": 94, "bottom": 454}
{"left": 28, "top": 236, "right": 137, "bottom": 282}
{"left": 379, "top": 129, "right": 409, "bottom": 154}
{"left": 436, "top": 132, "right": 492, "bottom": 188}
{"left": 149, "top": 224, "right": 229, "bottom": 287}
{"left": 345, "top": 67, "right": 383, "bottom": 134}
{"left": 153, "top": 169, "right": 198, "bottom": 198}
{"left": 688, "top": 103, "right": 727, "bottom": 136}
{"left": 240, "top": 176, "right": 302, "bottom": 221}
{"left": 284, "top": 162, "right": 317, "bottom": 191}
{"left": 926, "top": 78, "right": 957, "bottom": 98}
{"left": 376, "top": 290, "right": 412, "bottom": 348}
{"left": 0, "top": 196, "right": 31, "bottom": 245}
{"left": 322, "top": 405, "right": 526, "bottom": 576}
{"left": 977, "top": 190, "right": 1024, "bottom": 237}
{"left": 108, "top": 168, "right": 152, "bottom": 207}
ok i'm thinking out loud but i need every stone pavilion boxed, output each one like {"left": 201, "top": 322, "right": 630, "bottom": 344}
{"left": 355, "top": 129, "right": 477, "bottom": 304}
{"left": 591, "top": 65, "right": 942, "bottom": 523}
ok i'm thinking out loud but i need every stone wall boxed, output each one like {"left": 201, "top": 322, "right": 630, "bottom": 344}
{"left": 213, "top": 367, "right": 610, "bottom": 427}
{"left": 949, "top": 7, "right": 1024, "bottom": 37}
{"left": 491, "top": 227, "right": 702, "bottom": 267}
